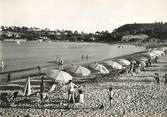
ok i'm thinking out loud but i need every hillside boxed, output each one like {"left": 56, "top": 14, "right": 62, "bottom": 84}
{"left": 0, "top": 22, "right": 167, "bottom": 43}
{"left": 111, "top": 22, "right": 167, "bottom": 41}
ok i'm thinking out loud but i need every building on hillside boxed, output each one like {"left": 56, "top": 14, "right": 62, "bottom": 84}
{"left": 121, "top": 34, "right": 149, "bottom": 42}
{"left": 142, "top": 38, "right": 159, "bottom": 43}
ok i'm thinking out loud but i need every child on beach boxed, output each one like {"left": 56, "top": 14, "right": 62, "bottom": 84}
{"left": 78, "top": 85, "right": 84, "bottom": 104}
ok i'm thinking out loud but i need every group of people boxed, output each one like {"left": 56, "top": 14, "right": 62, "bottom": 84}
{"left": 39, "top": 77, "right": 84, "bottom": 107}
{"left": 127, "top": 59, "right": 143, "bottom": 76}
{"left": 56, "top": 56, "right": 64, "bottom": 69}
{"left": 154, "top": 73, "right": 167, "bottom": 85}
{"left": 67, "top": 80, "right": 84, "bottom": 107}
{"left": 127, "top": 57, "right": 159, "bottom": 76}
{"left": 81, "top": 55, "right": 89, "bottom": 60}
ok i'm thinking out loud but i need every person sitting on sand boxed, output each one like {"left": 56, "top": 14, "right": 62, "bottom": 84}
{"left": 40, "top": 76, "right": 45, "bottom": 102}
{"left": 67, "top": 80, "right": 78, "bottom": 106}
{"left": 147, "top": 58, "right": 152, "bottom": 67}
{"left": 154, "top": 73, "right": 160, "bottom": 84}
{"left": 78, "top": 85, "right": 84, "bottom": 104}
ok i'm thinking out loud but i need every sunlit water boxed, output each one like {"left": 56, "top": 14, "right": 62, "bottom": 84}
{"left": 0, "top": 41, "right": 145, "bottom": 71}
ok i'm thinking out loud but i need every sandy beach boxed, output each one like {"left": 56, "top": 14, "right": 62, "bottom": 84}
{"left": 1, "top": 46, "right": 167, "bottom": 117}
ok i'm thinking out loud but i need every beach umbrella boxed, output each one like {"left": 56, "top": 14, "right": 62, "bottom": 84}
{"left": 23, "top": 77, "right": 32, "bottom": 96}
{"left": 147, "top": 52, "right": 159, "bottom": 58}
{"left": 151, "top": 50, "right": 163, "bottom": 56}
{"left": 46, "top": 70, "right": 73, "bottom": 83}
{"left": 104, "top": 61, "right": 123, "bottom": 70}
{"left": 75, "top": 65, "right": 91, "bottom": 76}
{"left": 65, "top": 65, "right": 91, "bottom": 76}
{"left": 117, "top": 59, "right": 130, "bottom": 66}
{"left": 90, "top": 63, "right": 109, "bottom": 74}
{"left": 151, "top": 51, "right": 161, "bottom": 56}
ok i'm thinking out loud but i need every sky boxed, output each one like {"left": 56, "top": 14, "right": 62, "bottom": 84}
{"left": 0, "top": 0, "right": 167, "bottom": 33}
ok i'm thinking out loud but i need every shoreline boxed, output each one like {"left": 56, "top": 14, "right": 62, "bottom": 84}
{"left": 0, "top": 45, "right": 146, "bottom": 80}
{"left": 1, "top": 44, "right": 167, "bottom": 117}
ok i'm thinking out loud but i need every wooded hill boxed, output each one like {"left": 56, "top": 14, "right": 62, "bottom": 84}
{"left": 0, "top": 22, "right": 167, "bottom": 42}
{"left": 112, "top": 22, "right": 167, "bottom": 41}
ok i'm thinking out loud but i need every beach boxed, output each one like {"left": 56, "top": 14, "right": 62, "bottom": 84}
{"left": 0, "top": 44, "right": 167, "bottom": 117}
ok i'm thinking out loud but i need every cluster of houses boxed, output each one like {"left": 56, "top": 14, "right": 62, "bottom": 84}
{"left": 121, "top": 34, "right": 160, "bottom": 44}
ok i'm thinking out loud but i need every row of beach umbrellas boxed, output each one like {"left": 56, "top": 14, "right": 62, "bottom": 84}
{"left": 24, "top": 47, "right": 167, "bottom": 87}
{"left": 46, "top": 58, "right": 132, "bottom": 84}
{"left": 23, "top": 47, "right": 167, "bottom": 96}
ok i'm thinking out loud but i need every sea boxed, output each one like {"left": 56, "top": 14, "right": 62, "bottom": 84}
{"left": 0, "top": 41, "right": 145, "bottom": 72}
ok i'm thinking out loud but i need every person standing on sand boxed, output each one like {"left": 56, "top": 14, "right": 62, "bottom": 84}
{"left": 67, "top": 80, "right": 78, "bottom": 107}
{"left": 56, "top": 56, "right": 60, "bottom": 63}
{"left": 164, "top": 74, "right": 167, "bottom": 85}
{"left": 109, "top": 87, "right": 114, "bottom": 109}
{"left": 40, "top": 76, "right": 45, "bottom": 101}
{"left": 165, "top": 50, "right": 167, "bottom": 56}
{"left": 154, "top": 73, "right": 160, "bottom": 84}
{"left": 37, "top": 66, "right": 41, "bottom": 75}
{"left": 129, "top": 60, "right": 135, "bottom": 76}
{"left": 1, "top": 60, "right": 5, "bottom": 72}
{"left": 59, "top": 59, "right": 64, "bottom": 70}
{"left": 154, "top": 56, "right": 159, "bottom": 63}
{"left": 135, "top": 63, "right": 141, "bottom": 74}
{"left": 7, "top": 73, "right": 11, "bottom": 82}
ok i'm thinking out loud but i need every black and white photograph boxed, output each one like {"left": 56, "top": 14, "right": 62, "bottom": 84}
{"left": 0, "top": 0, "right": 167, "bottom": 116}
